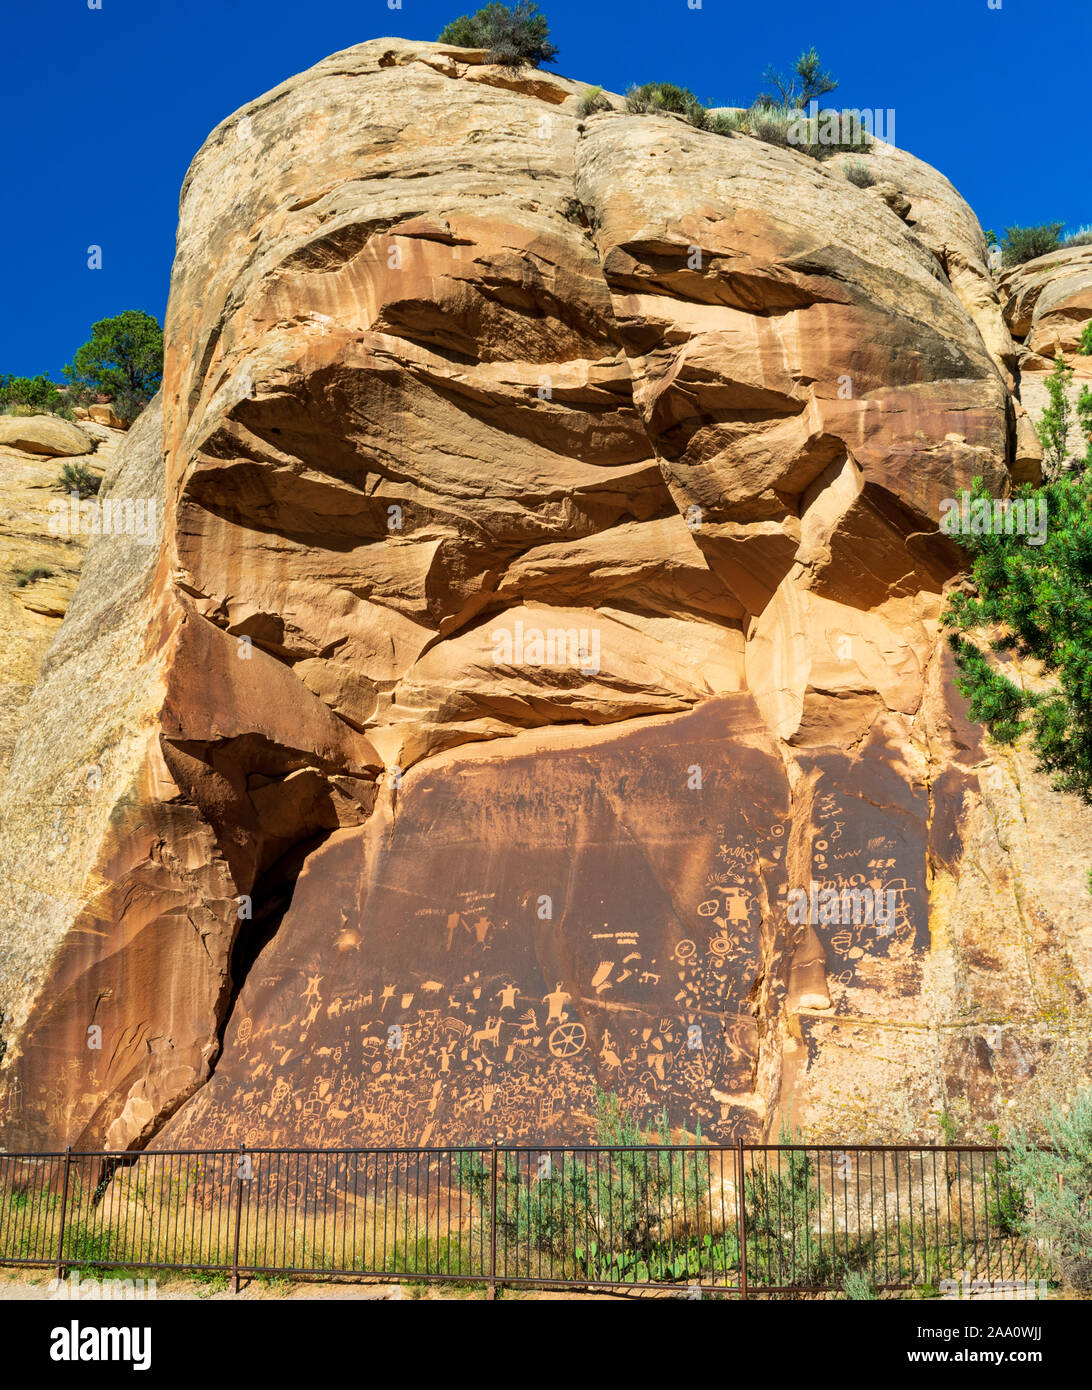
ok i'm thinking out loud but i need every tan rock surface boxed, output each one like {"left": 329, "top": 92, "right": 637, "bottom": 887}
{"left": 771, "top": 136, "right": 1021, "bottom": 385}
{"left": 87, "top": 404, "right": 129, "bottom": 430}
{"left": 0, "top": 421, "right": 127, "bottom": 785}
{"left": 0, "top": 415, "right": 93, "bottom": 458}
{"left": 999, "top": 244, "right": 1092, "bottom": 359}
{"left": 0, "top": 41, "right": 1088, "bottom": 1152}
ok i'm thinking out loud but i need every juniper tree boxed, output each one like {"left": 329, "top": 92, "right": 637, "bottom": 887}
{"left": 438, "top": 2, "right": 558, "bottom": 68}
{"left": 942, "top": 472, "right": 1092, "bottom": 803}
{"left": 1036, "top": 354, "right": 1075, "bottom": 481}
{"left": 63, "top": 310, "right": 162, "bottom": 422}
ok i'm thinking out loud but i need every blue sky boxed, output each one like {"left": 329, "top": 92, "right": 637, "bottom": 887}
{"left": 3, "top": 0, "right": 1089, "bottom": 377}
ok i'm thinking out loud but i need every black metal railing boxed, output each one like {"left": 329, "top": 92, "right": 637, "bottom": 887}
{"left": 0, "top": 1142, "right": 1050, "bottom": 1297}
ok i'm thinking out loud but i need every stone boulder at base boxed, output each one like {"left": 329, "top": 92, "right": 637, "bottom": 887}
{"left": 87, "top": 404, "right": 129, "bottom": 430}
{"left": 0, "top": 40, "right": 1089, "bottom": 1154}
{"left": 0, "top": 414, "right": 93, "bottom": 457}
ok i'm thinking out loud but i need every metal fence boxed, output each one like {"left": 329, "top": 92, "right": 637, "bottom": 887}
{"left": 0, "top": 1142, "right": 1050, "bottom": 1297}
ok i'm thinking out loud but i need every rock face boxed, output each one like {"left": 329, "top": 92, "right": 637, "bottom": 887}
{"left": 997, "top": 244, "right": 1092, "bottom": 474}
{"left": 999, "top": 244, "right": 1092, "bottom": 362}
{"left": 0, "top": 418, "right": 125, "bottom": 784}
{"left": 1, "top": 40, "right": 1090, "bottom": 1152}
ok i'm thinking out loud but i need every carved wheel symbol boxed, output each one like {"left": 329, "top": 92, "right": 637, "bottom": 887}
{"left": 709, "top": 933, "right": 733, "bottom": 958}
{"left": 548, "top": 1022, "right": 587, "bottom": 1058}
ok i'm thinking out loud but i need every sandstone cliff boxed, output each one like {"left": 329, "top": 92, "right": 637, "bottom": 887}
{"left": 0, "top": 417, "right": 127, "bottom": 785}
{"left": 1, "top": 40, "right": 1089, "bottom": 1152}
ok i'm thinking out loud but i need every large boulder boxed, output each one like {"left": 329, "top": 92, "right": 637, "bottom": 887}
{"left": 87, "top": 404, "right": 129, "bottom": 430}
{"left": 0, "top": 414, "right": 93, "bottom": 457}
{"left": 1, "top": 41, "right": 1089, "bottom": 1152}
{"left": 999, "top": 243, "right": 1092, "bottom": 360}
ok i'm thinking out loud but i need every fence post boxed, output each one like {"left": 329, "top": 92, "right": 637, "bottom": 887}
{"left": 54, "top": 1146, "right": 72, "bottom": 1281}
{"left": 231, "top": 1144, "right": 245, "bottom": 1294}
{"left": 487, "top": 1138, "right": 498, "bottom": 1301}
{"left": 736, "top": 1137, "right": 748, "bottom": 1300}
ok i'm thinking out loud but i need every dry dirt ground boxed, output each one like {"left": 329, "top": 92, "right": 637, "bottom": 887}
{"left": 0, "top": 1267, "right": 1066, "bottom": 1301}
{"left": 0, "top": 1267, "right": 627, "bottom": 1300}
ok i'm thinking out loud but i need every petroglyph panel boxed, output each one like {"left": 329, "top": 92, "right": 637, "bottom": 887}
{"left": 159, "top": 698, "right": 795, "bottom": 1146}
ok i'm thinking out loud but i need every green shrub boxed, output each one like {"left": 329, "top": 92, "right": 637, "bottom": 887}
{"left": 743, "top": 1144, "right": 839, "bottom": 1287}
{"left": 1035, "top": 353, "right": 1076, "bottom": 480}
{"left": 1007, "top": 1089, "right": 1092, "bottom": 1293}
{"left": 1078, "top": 322, "right": 1092, "bottom": 355}
{"left": 576, "top": 85, "right": 611, "bottom": 117}
{"left": 57, "top": 461, "right": 101, "bottom": 499}
{"left": 748, "top": 106, "right": 794, "bottom": 148}
{"left": 625, "top": 81, "right": 696, "bottom": 114}
{"left": 1074, "top": 376, "right": 1092, "bottom": 449}
{"left": 720, "top": 102, "right": 872, "bottom": 159}
{"left": 625, "top": 82, "right": 708, "bottom": 128}
{"left": 13, "top": 567, "right": 54, "bottom": 588}
{"left": 1064, "top": 226, "right": 1092, "bottom": 248}
{"left": 455, "top": 1089, "right": 731, "bottom": 1287}
{"left": 1001, "top": 222, "right": 1063, "bottom": 267}
{"left": 708, "top": 110, "right": 747, "bottom": 136}
{"left": 842, "top": 1267, "right": 878, "bottom": 1299}
{"left": 0, "top": 374, "right": 66, "bottom": 415}
{"left": 438, "top": 2, "right": 558, "bottom": 68}
{"left": 842, "top": 159, "right": 875, "bottom": 188}
{"left": 942, "top": 460, "right": 1092, "bottom": 803}
{"left": 987, "top": 1154, "right": 1027, "bottom": 1237}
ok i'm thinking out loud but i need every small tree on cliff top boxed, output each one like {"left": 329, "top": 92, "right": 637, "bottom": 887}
{"left": 63, "top": 310, "right": 162, "bottom": 422}
{"left": 758, "top": 46, "right": 838, "bottom": 109}
{"left": 438, "top": 2, "right": 559, "bottom": 68}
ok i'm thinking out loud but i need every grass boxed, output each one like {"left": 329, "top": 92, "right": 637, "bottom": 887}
{"left": 575, "top": 85, "right": 611, "bottom": 117}
{"left": 713, "top": 103, "right": 874, "bottom": 159}
{"left": 254, "top": 1272, "right": 292, "bottom": 1292}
